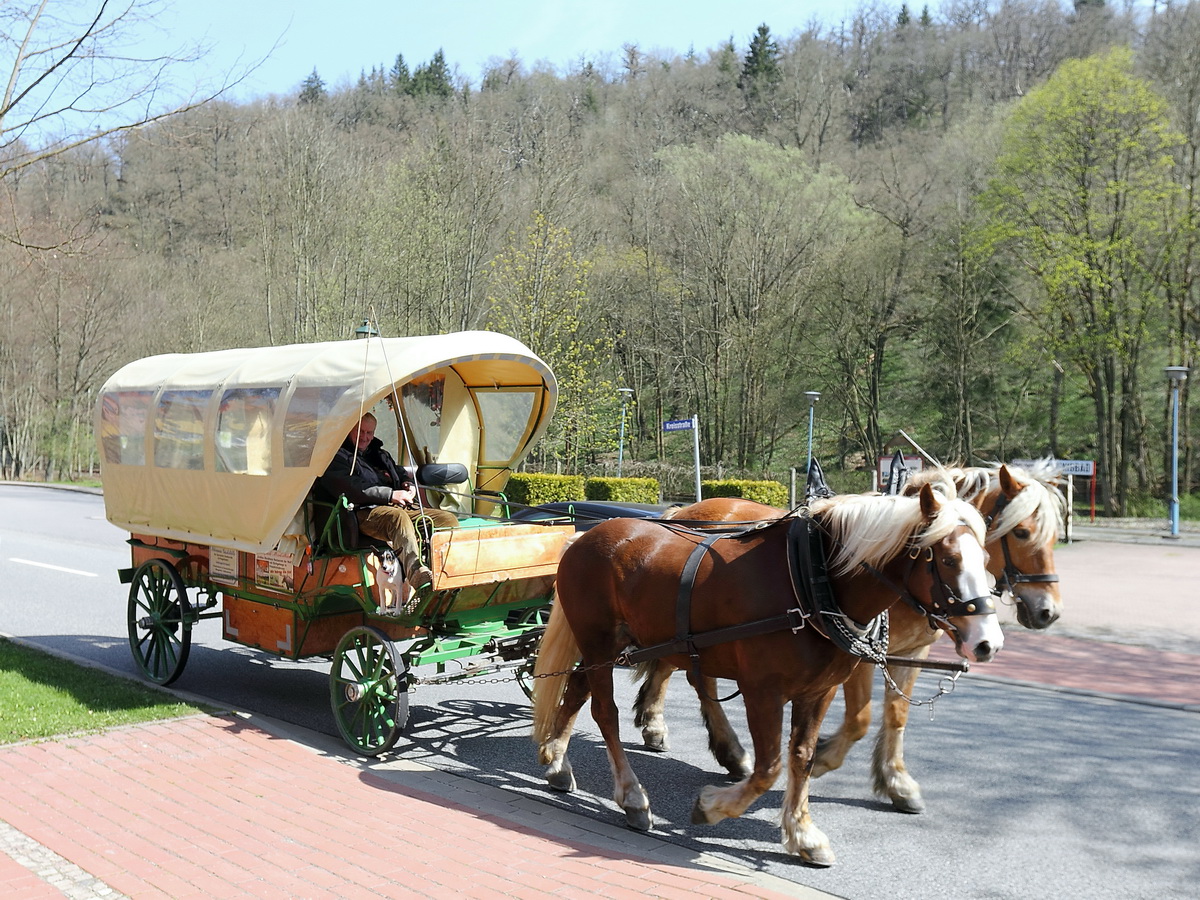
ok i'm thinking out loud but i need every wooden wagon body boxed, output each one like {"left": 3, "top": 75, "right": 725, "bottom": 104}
{"left": 97, "top": 331, "right": 573, "bottom": 754}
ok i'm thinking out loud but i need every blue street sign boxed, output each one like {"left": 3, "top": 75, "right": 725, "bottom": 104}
{"left": 662, "top": 418, "right": 694, "bottom": 432}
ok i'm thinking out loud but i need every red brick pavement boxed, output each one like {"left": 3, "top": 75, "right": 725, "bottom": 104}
{"left": 0, "top": 715, "right": 812, "bottom": 899}
{"left": 930, "top": 630, "right": 1200, "bottom": 707}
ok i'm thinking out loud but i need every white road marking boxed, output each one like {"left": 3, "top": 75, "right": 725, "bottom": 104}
{"left": 8, "top": 558, "right": 98, "bottom": 577}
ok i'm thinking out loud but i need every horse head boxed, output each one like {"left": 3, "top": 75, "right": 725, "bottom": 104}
{"left": 814, "top": 484, "right": 1003, "bottom": 663}
{"left": 909, "top": 483, "right": 1004, "bottom": 663}
{"left": 986, "top": 464, "right": 1064, "bottom": 629}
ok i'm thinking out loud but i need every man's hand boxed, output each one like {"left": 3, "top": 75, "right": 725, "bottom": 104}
{"left": 391, "top": 485, "right": 418, "bottom": 509}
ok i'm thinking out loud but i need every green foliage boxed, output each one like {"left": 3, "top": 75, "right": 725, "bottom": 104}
{"left": 505, "top": 473, "right": 585, "bottom": 505}
{"left": 486, "top": 212, "right": 620, "bottom": 471}
{"left": 585, "top": 477, "right": 660, "bottom": 503}
{"left": 702, "top": 479, "right": 788, "bottom": 507}
{"left": 978, "top": 48, "right": 1183, "bottom": 513}
{"left": 0, "top": 639, "right": 201, "bottom": 743}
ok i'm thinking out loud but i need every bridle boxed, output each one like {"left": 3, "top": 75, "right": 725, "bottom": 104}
{"left": 860, "top": 525, "right": 996, "bottom": 639}
{"left": 986, "top": 493, "right": 1060, "bottom": 600}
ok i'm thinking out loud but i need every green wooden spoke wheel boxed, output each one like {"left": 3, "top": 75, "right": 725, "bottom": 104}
{"left": 330, "top": 626, "right": 409, "bottom": 756}
{"left": 127, "top": 558, "right": 192, "bottom": 685}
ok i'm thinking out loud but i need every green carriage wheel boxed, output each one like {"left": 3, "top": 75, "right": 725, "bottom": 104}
{"left": 330, "top": 626, "right": 409, "bottom": 756}
{"left": 127, "top": 558, "right": 192, "bottom": 685}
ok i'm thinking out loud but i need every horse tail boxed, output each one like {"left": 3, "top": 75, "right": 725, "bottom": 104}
{"left": 531, "top": 591, "right": 580, "bottom": 749}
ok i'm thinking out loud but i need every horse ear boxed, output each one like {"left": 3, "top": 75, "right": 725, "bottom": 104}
{"left": 998, "top": 464, "right": 1022, "bottom": 499}
{"left": 918, "top": 482, "right": 942, "bottom": 519}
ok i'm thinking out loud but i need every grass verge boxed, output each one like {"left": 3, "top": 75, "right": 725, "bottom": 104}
{"left": 0, "top": 638, "right": 204, "bottom": 744}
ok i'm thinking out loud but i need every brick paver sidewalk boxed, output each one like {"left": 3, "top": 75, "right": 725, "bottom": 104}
{"left": 0, "top": 715, "right": 817, "bottom": 899}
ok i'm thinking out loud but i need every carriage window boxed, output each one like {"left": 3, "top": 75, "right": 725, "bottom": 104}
{"left": 216, "top": 388, "right": 279, "bottom": 475}
{"left": 475, "top": 389, "right": 535, "bottom": 462}
{"left": 402, "top": 374, "right": 444, "bottom": 462}
{"left": 283, "top": 386, "right": 346, "bottom": 467}
{"left": 100, "top": 390, "right": 152, "bottom": 465}
{"left": 154, "top": 390, "right": 211, "bottom": 470}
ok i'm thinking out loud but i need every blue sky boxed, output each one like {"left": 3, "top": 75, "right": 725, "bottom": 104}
{"left": 160, "top": 0, "right": 863, "bottom": 100}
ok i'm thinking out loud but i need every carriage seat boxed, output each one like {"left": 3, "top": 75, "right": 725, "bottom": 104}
{"left": 311, "top": 463, "right": 470, "bottom": 555}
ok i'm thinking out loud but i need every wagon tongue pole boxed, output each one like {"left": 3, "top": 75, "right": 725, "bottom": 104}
{"left": 883, "top": 654, "right": 969, "bottom": 673}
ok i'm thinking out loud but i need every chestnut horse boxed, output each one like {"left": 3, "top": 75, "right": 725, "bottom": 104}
{"left": 640, "top": 461, "right": 1063, "bottom": 814}
{"left": 531, "top": 485, "right": 998, "bottom": 865}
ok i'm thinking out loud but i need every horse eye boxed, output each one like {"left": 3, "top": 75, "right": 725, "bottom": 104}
{"left": 941, "top": 556, "right": 959, "bottom": 569}
{"left": 1013, "top": 527, "right": 1031, "bottom": 540}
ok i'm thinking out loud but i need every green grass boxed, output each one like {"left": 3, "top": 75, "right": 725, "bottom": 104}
{"left": 0, "top": 638, "right": 203, "bottom": 744}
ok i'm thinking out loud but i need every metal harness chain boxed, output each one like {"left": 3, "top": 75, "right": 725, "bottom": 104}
{"left": 407, "top": 657, "right": 623, "bottom": 688}
{"left": 878, "top": 664, "right": 964, "bottom": 718}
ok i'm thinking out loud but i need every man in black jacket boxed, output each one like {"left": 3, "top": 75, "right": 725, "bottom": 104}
{"left": 318, "top": 413, "right": 457, "bottom": 600}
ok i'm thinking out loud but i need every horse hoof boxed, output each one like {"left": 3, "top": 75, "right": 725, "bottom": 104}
{"left": 547, "top": 771, "right": 576, "bottom": 793}
{"left": 891, "top": 794, "right": 925, "bottom": 814}
{"left": 625, "top": 809, "right": 652, "bottom": 832}
{"left": 643, "top": 735, "right": 669, "bottom": 753}
{"left": 800, "top": 845, "right": 836, "bottom": 868}
{"left": 690, "top": 798, "right": 721, "bottom": 825}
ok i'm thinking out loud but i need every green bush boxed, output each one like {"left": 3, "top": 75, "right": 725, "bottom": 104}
{"left": 505, "top": 473, "right": 585, "bottom": 505}
{"left": 701, "top": 479, "right": 788, "bottom": 507}
{"left": 585, "top": 477, "right": 660, "bottom": 503}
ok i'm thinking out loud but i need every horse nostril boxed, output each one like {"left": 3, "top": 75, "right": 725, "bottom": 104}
{"left": 974, "top": 641, "right": 992, "bottom": 661}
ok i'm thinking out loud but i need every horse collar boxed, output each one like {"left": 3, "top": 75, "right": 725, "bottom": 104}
{"left": 786, "top": 516, "right": 889, "bottom": 662}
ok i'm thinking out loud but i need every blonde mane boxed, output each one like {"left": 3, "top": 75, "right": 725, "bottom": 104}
{"left": 909, "top": 460, "right": 1065, "bottom": 548}
{"left": 808, "top": 490, "right": 986, "bottom": 577}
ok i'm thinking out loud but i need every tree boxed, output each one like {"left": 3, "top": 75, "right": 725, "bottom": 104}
{"left": 299, "top": 69, "right": 326, "bottom": 105}
{"left": 740, "top": 23, "right": 781, "bottom": 98}
{"left": 0, "top": 1, "right": 239, "bottom": 198}
{"left": 409, "top": 50, "right": 453, "bottom": 100}
{"left": 485, "top": 212, "right": 617, "bottom": 471}
{"left": 979, "top": 49, "right": 1182, "bottom": 514}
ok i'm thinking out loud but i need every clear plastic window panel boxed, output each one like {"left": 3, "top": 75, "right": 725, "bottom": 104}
{"left": 153, "top": 390, "right": 211, "bottom": 470}
{"left": 402, "top": 374, "right": 445, "bottom": 464}
{"left": 475, "top": 390, "right": 535, "bottom": 463}
{"left": 99, "top": 391, "right": 153, "bottom": 465}
{"left": 216, "top": 387, "right": 280, "bottom": 475}
{"left": 283, "top": 386, "right": 347, "bottom": 467}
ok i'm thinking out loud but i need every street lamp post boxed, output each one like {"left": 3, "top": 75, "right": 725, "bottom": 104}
{"left": 804, "top": 391, "right": 821, "bottom": 472}
{"left": 617, "top": 388, "right": 634, "bottom": 477}
{"left": 1165, "top": 366, "right": 1190, "bottom": 537}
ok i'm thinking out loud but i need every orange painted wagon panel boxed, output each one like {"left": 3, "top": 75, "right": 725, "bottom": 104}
{"left": 221, "top": 595, "right": 364, "bottom": 658}
{"left": 429, "top": 523, "right": 573, "bottom": 591}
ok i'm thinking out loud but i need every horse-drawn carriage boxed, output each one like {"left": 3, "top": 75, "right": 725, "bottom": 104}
{"left": 97, "top": 331, "right": 575, "bottom": 755}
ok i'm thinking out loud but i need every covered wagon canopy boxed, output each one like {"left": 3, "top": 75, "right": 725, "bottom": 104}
{"left": 96, "top": 331, "right": 557, "bottom": 553}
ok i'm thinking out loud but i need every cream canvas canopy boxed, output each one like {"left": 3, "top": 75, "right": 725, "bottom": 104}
{"left": 96, "top": 331, "right": 557, "bottom": 553}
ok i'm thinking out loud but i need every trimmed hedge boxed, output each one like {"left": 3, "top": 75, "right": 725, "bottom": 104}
{"left": 585, "top": 477, "right": 660, "bottom": 503}
{"left": 701, "top": 479, "right": 788, "bottom": 507}
{"left": 505, "top": 473, "right": 585, "bottom": 505}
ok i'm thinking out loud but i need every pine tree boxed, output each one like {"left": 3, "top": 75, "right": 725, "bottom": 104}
{"left": 410, "top": 50, "right": 453, "bottom": 100}
{"left": 739, "top": 24, "right": 781, "bottom": 99}
{"left": 390, "top": 54, "right": 411, "bottom": 95}
{"left": 298, "top": 68, "right": 326, "bottom": 105}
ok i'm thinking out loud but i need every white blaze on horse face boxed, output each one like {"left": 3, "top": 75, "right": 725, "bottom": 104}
{"left": 949, "top": 529, "right": 1004, "bottom": 663}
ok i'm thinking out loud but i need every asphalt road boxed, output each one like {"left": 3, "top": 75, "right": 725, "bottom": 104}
{"left": 1, "top": 484, "right": 1197, "bottom": 898}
